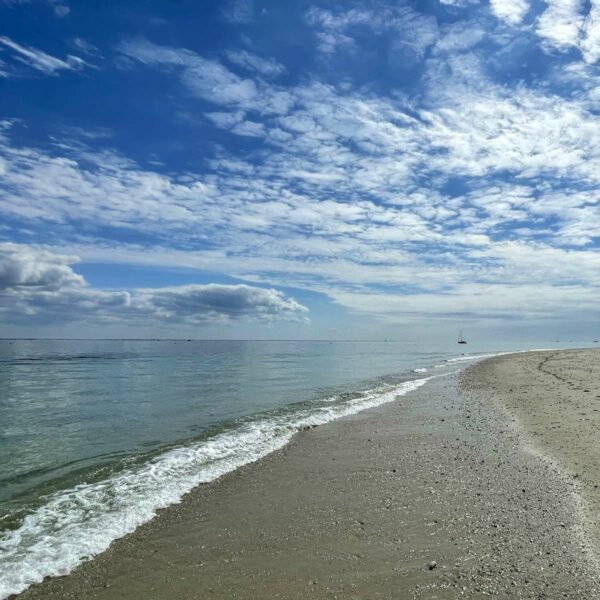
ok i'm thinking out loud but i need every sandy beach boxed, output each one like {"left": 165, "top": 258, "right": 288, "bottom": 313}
{"left": 14, "top": 349, "right": 600, "bottom": 599}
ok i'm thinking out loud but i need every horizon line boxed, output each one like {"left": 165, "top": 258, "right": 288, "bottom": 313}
{"left": 0, "top": 337, "right": 591, "bottom": 343}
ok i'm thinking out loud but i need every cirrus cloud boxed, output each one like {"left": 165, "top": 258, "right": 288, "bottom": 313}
{"left": 0, "top": 35, "right": 88, "bottom": 76}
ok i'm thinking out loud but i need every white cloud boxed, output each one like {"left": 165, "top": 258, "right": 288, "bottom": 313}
{"left": 439, "top": 0, "right": 479, "bottom": 5}
{"left": 230, "top": 120, "right": 265, "bottom": 137}
{"left": 72, "top": 37, "right": 101, "bottom": 57}
{"left": 581, "top": 0, "right": 600, "bottom": 63}
{"left": 536, "top": 0, "right": 600, "bottom": 63}
{"left": 0, "top": 244, "right": 308, "bottom": 324}
{"left": 537, "top": 0, "right": 584, "bottom": 49}
{"left": 0, "top": 243, "right": 84, "bottom": 290}
{"left": 0, "top": 244, "right": 130, "bottom": 320}
{"left": 135, "top": 284, "right": 308, "bottom": 323}
{"left": 331, "top": 280, "right": 599, "bottom": 321}
{"left": 434, "top": 21, "right": 486, "bottom": 53}
{"left": 205, "top": 111, "right": 246, "bottom": 129}
{"left": 490, "top": 0, "right": 529, "bottom": 25}
{"left": 305, "top": 6, "right": 438, "bottom": 58}
{"left": 225, "top": 50, "right": 285, "bottom": 77}
{"left": 118, "top": 38, "right": 293, "bottom": 115}
{"left": 0, "top": 35, "right": 87, "bottom": 75}
{"left": 181, "top": 62, "right": 258, "bottom": 106}
{"left": 422, "top": 75, "right": 600, "bottom": 186}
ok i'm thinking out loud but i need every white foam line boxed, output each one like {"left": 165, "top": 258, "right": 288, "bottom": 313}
{"left": 0, "top": 375, "right": 433, "bottom": 599}
{"left": 445, "top": 348, "right": 555, "bottom": 364}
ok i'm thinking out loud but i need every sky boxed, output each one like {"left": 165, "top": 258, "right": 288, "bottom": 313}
{"left": 0, "top": 0, "right": 598, "bottom": 341}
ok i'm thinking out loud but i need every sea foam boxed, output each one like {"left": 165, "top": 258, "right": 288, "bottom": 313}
{"left": 0, "top": 376, "right": 431, "bottom": 599}
{"left": 444, "top": 349, "right": 553, "bottom": 364}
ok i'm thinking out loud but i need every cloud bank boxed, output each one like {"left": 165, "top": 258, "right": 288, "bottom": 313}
{"left": 0, "top": 245, "right": 308, "bottom": 325}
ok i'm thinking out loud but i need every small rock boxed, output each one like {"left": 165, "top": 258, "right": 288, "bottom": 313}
{"left": 428, "top": 560, "right": 437, "bottom": 571}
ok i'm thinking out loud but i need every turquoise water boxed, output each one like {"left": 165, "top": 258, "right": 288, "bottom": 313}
{"left": 0, "top": 338, "right": 589, "bottom": 597}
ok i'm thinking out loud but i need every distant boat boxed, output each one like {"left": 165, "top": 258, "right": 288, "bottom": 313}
{"left": 457, "top": 330, "right": 467, "bottom": 344}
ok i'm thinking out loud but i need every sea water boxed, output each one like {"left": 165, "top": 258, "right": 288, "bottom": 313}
{"left": 0, "top": 338, "right": 586, "bottom": 597}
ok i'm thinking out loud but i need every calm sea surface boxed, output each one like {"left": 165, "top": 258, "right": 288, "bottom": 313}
{"left": 0, "top": 338, "right": 588, "bottom": 597}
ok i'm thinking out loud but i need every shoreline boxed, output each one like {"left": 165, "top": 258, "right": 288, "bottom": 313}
{"left": 12, "top": 349, "right": 600, "bottom": 598}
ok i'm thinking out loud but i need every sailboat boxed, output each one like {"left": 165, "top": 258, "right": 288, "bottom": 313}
{"left": 457, "top": 330, "right": 467, "bottom": 344}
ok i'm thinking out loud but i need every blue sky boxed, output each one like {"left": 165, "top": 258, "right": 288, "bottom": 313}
{"left": 0, "top": 0, "right": 598, "bottom": 340}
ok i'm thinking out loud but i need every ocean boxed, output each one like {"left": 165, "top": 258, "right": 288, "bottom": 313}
{"left": 0, "top": 338, "right": 586, "bottom": 597}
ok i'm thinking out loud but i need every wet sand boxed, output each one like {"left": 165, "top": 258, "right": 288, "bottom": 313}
{"left": 15, "top": 349, "right": 600, "bottom": 599}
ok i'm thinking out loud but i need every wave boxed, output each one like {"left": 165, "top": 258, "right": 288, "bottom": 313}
{"left": 444, "top": 348, "right": 554, "bottom": 364}
{"left": 0, "top": 375, "right": 431, "bottom": 599}
{"left": 444, "top": 352, "right": 504, "bottom": 363}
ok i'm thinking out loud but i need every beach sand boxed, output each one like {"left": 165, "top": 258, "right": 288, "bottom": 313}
{"left": 15, "top": 349, "right": 600, "bottom": 599}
